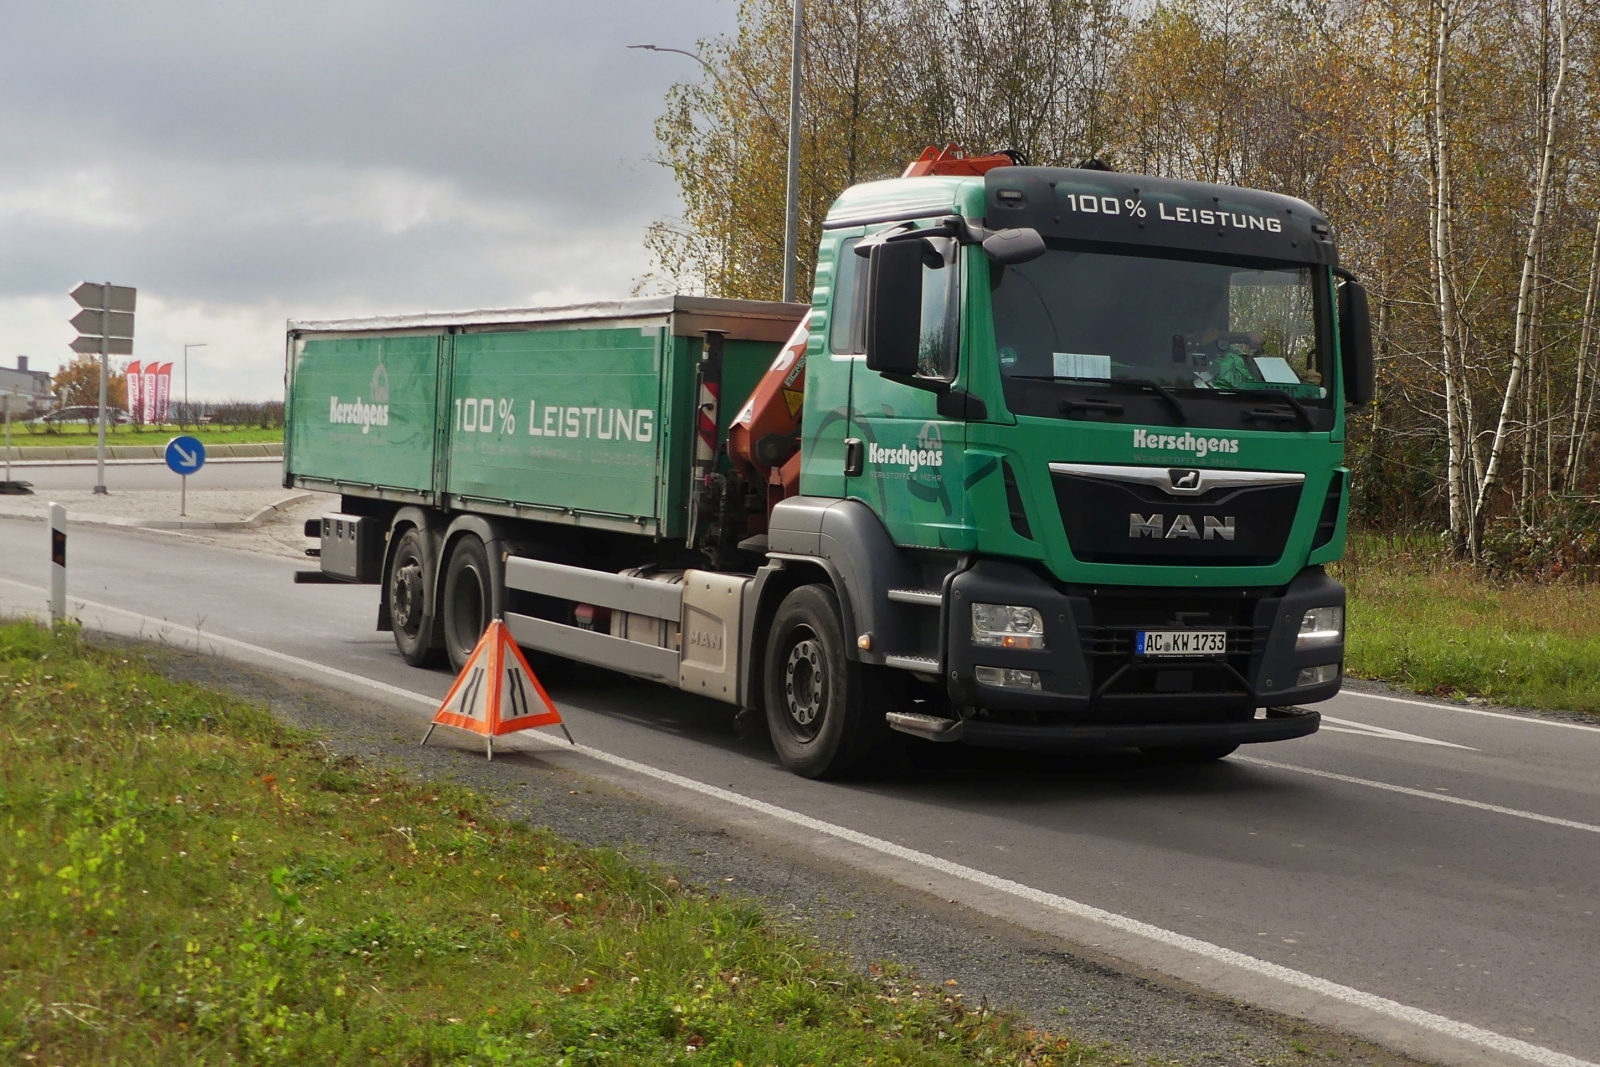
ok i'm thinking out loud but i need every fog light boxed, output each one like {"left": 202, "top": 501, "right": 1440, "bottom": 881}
{"left": 1296, "top": 606, "right": 1343, "bottom": 649}
{"left": 975, "top": 665, "right": 1042, "bottom": 690}
{"left": 1296, "top": 663, "right": 1339, "bottom": 686}
{"left": 972, "top": 603, "right": 1046, "bottom": 649}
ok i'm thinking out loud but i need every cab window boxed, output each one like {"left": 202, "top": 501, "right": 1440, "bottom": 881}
{"left": 829, "top": 238, "right": 867, "bottom": 354}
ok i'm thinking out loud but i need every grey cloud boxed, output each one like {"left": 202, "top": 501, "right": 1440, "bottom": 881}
{"left": 0, "top": 1, "right": 735, "bottom": 395}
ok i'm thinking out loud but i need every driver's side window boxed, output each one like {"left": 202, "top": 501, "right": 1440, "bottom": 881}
{"left": 916, "top": 237, "right": 958, "bottom": 379}
{"left": 829, "top": 237, "right": 868, "bottom": 355}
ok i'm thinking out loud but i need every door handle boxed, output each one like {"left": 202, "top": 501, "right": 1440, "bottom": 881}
{"left": 844, "top": 438, "right": 864, "bottom": 477}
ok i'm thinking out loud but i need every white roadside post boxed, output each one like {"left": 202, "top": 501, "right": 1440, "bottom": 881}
{"left": 49, "top": 502, "right": 66, "bottom": 624}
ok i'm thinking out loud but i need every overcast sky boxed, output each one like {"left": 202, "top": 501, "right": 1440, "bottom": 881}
{"left": 0, "top": 1, "right": 735, "bottom": 399}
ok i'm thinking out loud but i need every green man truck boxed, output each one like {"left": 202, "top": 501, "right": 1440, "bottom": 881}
{"left": 284, "top": 149, "right": 1373, "bottom": 778}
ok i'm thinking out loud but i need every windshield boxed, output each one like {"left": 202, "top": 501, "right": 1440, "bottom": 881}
{"left": 991, "top": 246, "right": 1328, "bottom": 401}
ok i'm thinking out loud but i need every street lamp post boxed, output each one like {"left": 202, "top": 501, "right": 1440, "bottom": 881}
{"left": 182, "top": 343, "right": 206, "bottom": 429}
{"left": 781, "top": 0, "right": 804, "bottom": 304}
{"left": 629, "top": 44, "right": 741, "bottom": 295}
{"left": 632, "top": 13, "right": 805, "bottom": 304}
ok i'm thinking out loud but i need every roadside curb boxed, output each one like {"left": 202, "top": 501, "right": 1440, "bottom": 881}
{"left": 0, "top": 491, "right": 315, "bottom": 531}
{"left": 1, "top": 456, "right": 282, "bottom": 469}
{"left": 2, "top": 442, "right": 283, "bottom": 462}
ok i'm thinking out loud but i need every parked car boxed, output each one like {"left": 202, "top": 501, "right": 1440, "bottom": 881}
{"left": 30, "top": 405, "right": 132, "bottom": 426}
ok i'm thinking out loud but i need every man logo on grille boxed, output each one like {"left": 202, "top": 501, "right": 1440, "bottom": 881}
{"left": 1129, "top": 513, "right": 1237, "bottom": 540}
{"left": 1169, "top": 468, "right": 1201, "bottom": 491}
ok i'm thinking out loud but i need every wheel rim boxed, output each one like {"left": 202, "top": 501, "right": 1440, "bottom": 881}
{"left": 449, "top": 563, "right": 486, "bottom": 653}
{"left": 392, "top": 556, "right": 424, "bottom": 638}
{"left": 783, "top": 633, "right": 825, "bottom": 740}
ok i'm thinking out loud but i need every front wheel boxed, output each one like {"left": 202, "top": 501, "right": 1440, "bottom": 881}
{"left": 763, "top": 584, "right": 881, "bottom": 779}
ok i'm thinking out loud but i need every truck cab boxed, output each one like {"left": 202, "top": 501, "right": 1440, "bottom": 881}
{"left": 755, "top": 162, "right": 1369, "bottom": 770}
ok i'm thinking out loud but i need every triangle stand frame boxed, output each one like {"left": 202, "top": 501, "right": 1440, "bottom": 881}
{"left": 420, "top": 620, "right": 574, "bottom": 760}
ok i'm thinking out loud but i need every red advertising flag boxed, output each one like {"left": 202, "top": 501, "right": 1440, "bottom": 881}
{"left": 142, "top": 366, "right": 157, "bottom": 424}
{"left": 154, "top": 363, "right": 173, "bottom": 424}
{"left": 125, "top": 361, "right": 141, "bottom": 422}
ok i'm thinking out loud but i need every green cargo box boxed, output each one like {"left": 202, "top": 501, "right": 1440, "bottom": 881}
{"left": 285, "top": 296, "right": 806, "bottom": 538}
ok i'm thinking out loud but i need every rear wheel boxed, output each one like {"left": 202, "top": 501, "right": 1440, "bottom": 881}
{"left": 388, "top": 528, "right": 442, "bottom": 667}
{"left": 763, "top": 584, "right": 882, "bottom": 779}
{"left": 442, "top": 534, "right": 494, "bottom": 672}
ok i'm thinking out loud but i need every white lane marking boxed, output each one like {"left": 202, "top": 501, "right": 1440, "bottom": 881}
{"left": 1341, "top": 689, "right": 1600, "bottom": 734}
{"left": 2, "top": 580, "right": 1593, "bottom": 1067}
{"left": 1237, "top": 756, "right": 1600, "bottom": 834}
{"left": 1320, "top": 715, "right": 1476, "bottom": 750}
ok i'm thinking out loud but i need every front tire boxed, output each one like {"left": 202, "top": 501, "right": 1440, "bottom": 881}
{"left": 442, "top": 534, "right": 494, "bottom": 672}
{"left": 388, "top": 528, "right": 442, "bottom": 667}
{"left": 763, "top": 584, "right": 879, "bottom": 779}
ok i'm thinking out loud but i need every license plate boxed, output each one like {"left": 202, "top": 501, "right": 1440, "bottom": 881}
{"left": 1136, "top": 630, "right": 1227, "bottom": 657}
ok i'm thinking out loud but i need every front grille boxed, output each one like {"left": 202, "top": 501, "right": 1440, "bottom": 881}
{"left": 1053, "top": 469, "right": 1302, "bottom": 566}
{"left": 1073, "top": 590, "right": 1267, "bottom": 709}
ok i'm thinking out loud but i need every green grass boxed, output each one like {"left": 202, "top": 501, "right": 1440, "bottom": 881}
{"left": 1336, "top": 532, "right": 1600, "bottom": 714}
{"left": 0, "top": 621, "right": 1084, "bottom": 1066}
{"left": 7, "top": 425, "right": 281, "bottom": 447}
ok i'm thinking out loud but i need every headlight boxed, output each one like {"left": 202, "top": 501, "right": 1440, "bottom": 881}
{"left": 1296, "top": 606, "right": 1343, "bottom": 649}
{"left": 975, "top": 665, "right": 1042, "bottom": 690}
{"left": 971, "top": 603, "right": 1046, "bottom": 649}
{"left": 1297, "top": 663, "right": 1339, "bottom": 686}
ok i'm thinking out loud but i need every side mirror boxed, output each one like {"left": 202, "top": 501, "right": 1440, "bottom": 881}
{"left": 864, "top": 239, "right": 926, "bottom": 376}
{"left": 1338, "top": 279, "right": 1375, "bottom": 407}
{"left": 982, "top": 227, "right": 1046, "bottom": 265}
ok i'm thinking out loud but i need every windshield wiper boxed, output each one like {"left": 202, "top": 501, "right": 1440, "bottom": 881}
{"left": 1009, "top": 375, "right": 1190, "bottom": 423}
{"left": 1212, "top": 387, "right": 1314, "bottom": 431}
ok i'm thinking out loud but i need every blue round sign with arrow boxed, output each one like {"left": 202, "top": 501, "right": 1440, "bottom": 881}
{"left": 165, "top": 434, "right": 206, "bottom": 476}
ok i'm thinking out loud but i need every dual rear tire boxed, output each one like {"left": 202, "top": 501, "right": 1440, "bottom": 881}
{"left": 441, "top": 535, "right": 493, "bottom": 673}
{"left": 387, "top": 530, "right": 494, "bottom": 673}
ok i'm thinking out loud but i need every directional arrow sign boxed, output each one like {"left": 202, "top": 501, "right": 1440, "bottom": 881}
{"left": 69, "top": 308, "right": 135, "bottom": 338}
{"left": 165, "top": 435, "right": 206, "bottom": 475}
{"left": 70, "top": 335, "right": 133, "bottom": 355}
{"left": 70, "top": 282, "right": 136, "bottom": 313}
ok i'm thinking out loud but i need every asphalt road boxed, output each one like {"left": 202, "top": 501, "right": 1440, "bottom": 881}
{"left": 2, "top": 514, "right": 1596, "bottom": 1067}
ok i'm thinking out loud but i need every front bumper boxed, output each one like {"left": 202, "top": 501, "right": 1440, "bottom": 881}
{"left": 889, "top": 705, "right": 1320, "bottom": 749}
{"left": 940, "top": 560, "right": 1344, "bottom": 727}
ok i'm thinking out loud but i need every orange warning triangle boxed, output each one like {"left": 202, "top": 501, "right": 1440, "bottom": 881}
{"left": 782, "top": 388, "right": 804, "bottom": 417}
{"left": 422, "top": 620, "right": 572, "bottom": 759}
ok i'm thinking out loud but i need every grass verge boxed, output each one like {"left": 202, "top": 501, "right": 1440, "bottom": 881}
{"left": 0, "top": 621, "right": 1084, "bottom": 1066}
{"left": 7, "top": 426, "right": 282, "bottom": 447}
{"left": 1337, "top": 532, "right": 1600, "bottom": 714}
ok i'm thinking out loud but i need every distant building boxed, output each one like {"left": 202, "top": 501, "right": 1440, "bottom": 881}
{"left": 0, "top": 356, "right": 55, "bottom": 416}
